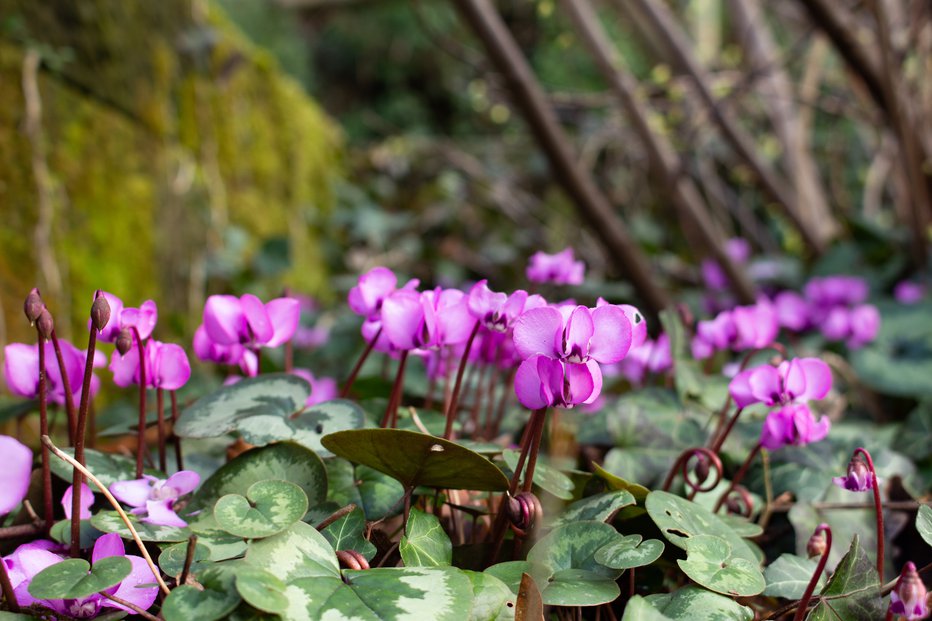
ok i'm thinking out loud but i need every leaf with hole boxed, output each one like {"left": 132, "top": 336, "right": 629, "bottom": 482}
{"left": 321, "top": 429, "right": 509, "bottom": 491}
{"left": 27, "top": 556, "right": 131, "bottom": 600}
{"left": 464, "top": 570, "right": 516, "bottom": 621}
{"left": 400, "top": 508, "right": 452, "bottom": 567}
{"left": 594, "top": 534, "right": 664, "bottom": 571}
{"left": 676, "top": 535, "right": 765, "bottom": 597}
{"left": 214, "top": 479, "right": 308, "bottom": 539}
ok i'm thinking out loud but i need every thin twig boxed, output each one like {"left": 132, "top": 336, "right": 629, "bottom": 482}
{"left": 315, "top": 504, "right": 358, "bottom": 531}
{"left": 98, "top": 592, "right": 160, "bottom": 621}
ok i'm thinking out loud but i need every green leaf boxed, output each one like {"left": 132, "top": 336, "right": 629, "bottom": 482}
{"left": 808, "top": 535, "right": 882, "bottom": 621}
{"left": 502, "top": 449, "right": 574, "bottom": 500}
{"left": 621, "top": 595, "right": 673, "bottom": 620}
{"left": 214, "top": 479, "right": 309, "bottom": 539}
{"left": 158, "top": 541, "right": 211, "bottom": 577}
{"left": 281, "top": 577, "right": 379, "bottom": 621}
{"left": 90, "top": 511, "right": 190, "bottom": 542}
{"left": 918, "top": 505, "right": 932, "bottom": 548}
{"left": 676, "top": 535, "right": 765, "bottom": 597}
{"left": 850, "top": 301, "right": 932, "bottom": 397}
{"left": 243, "top": 521, "right": 340, "bottom": 581}
{"left": 899, "top": 400, "right": 932, "bottom": 460}
{"left": 549, "top": 490, "right": 635, "bottom": 528}
{"left": 327, "top": 458, "right": 364, "bottom": 508}
{"left": 187, "top": 513, "right": 250, "bottom": 560}
{"left": 28, "top": 556, "right": 131, "bottom": 599}
{"left": 487, "top": 560, "right": 620, "bottom": 608}
{"left": 321, "top": 429, "right": 509, "bottom": 491}
{"left": 594, "top": 534, "right": 664, "bottom": 570}
{"left": 463, "top": 570, "right": 516, "bottom": 621}
{"left": 192, "top": 442, "right": 327, "bottom": 512}
{"left": 344, "top": 566, "right": 476, "bottom": 620}
{"left": 645, "top": 586, "right": 754, "bottom": 620}
{"left": 49, "top": 448, "right": 153, "bottom": 487}
{"left": 400, "top": 508, "right": 452, "bottom": 567}
{"left": 357, "top": 465, "right": 406, "bottom": 520}
{"left": 290, "top": 400, "right": 368, "bottom": 458}
{"left": 645, "top": 491, "right": 759, "bottom": 564}
{"left": 174, "top": 374, "right": 310, "bottom": 438}
{"left": 763, "top": 554, "right": 825, "bottom": 599}
{"left": 234, "top": 567, "right": 289, "bottom": 615}
{"left": 527, "top": 521, "right": 625, "bottom": 580}
{"left": 321, "top": 506, "right": 377, "bottom": 561}
{"left": 591, "top": 462, "right": 650, "bottom": 502}
{"left": 162, "top": 566, "right": 242, "bottom": 621}
{"left": 49, "top": 518, "right": 103, "bottom": 550}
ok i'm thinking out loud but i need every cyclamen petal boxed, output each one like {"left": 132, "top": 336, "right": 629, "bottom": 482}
{"left": 241, "top": 294, "right": 274, "bottom": 344}
{"left": 264, "top": 297, "right": 301, "bottom": 348}
{"left": 588, "top": 304, "right": 632, "bottom": 364}
{"left": 381, "top": 289, "right": 425, "bottom": 351}
{"left": 514, "top": 355, "right": 553, "bottom": 410}
{"left": 784, "top": 358, "right": 832, "bottom": 403}
{"left": 3, "top": 343, "right": 40, "bottom": 398}
{"left": 729, "top": 365, "right": 781, "bottom": 408}
{"left": 105, "top": 554, "right": 159, "bottom": 613}
{"left": 62, "top": 483, "right": 94, "bottom": 520}
{"left": 151, "top": 342, "right": 191, "bottom": 390}
{"left": 143, "top": 499, "right": 188, "bottom": 527}
{"left": 203, "top": 295, "right": 247, "bottom": 345}
{"left": 110, "top": 478, "right": 155, "bottom": 508}
{"left": 513, "top": 306, "right": 563, "bottom": 360}
{"left": 0, "top": 435, "right": 32, "bottom": 515}
{"left": 562, "top": 306, "right": 595, "bottom": 362}
{"left": 348, "top": 267, "right": 398, "bottom": 318}
{"left": 120, "top": 300, "right": 158, "bottom": 341}
{"left": 164, "top": 470, "right": 200, "bottom": 496}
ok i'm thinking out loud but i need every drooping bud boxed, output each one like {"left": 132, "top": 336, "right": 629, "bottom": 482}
{"left": 692, "top": 453, "right": 711, "bottom": 485}
{"left": 24, "top": 288, "right": 44, "bottom": 325}
{"left": 335, "top": 549, "right": 370, "bottom": 571}
{"left": 889, "top": 561, "right": 929, "bottom": 620}
{"left": 506, "top": 491, "right": 542, "bottom": 535}
{"left": 115, "top": 327, "right": 134, "bottom": 356}
{"left": 36, "top": 309, "right": 54, "bottom": 340}
{"left": 724, "top": 486, "right": 753, "bottom": 517}
{"left": 807, "top": 526, "right": 828, "bottom": 558}
{"left": 90, "top": 290, "right": 112, "bottom": 332}
{"left": 832, "top": 453, "right": 874, "bottom": 492}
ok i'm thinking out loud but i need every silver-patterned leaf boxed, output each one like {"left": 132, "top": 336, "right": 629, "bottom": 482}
{"left": 243, "top": 521, "right": 340, "bottom": 581}
{"left": 214, "top": 479, "right": 308, "bottom": 539}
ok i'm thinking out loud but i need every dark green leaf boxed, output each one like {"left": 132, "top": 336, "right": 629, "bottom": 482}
{"left": 549, "top": 490, "right": 635, "bottom": 528}
{"left": 502, "top": 449, "right": 574, "bottom": 500}
{"left": 321, "top": 506, "right": 377, "bottom": 561}
{"left": 28, "top": 556, "right": 131, "bottom": 599}
{"left": 400, "top": 508, "right": 452, "bottom": 567}
{"left": 358, "top": 465, "right": 406, "bottom": 520}
{"left": 234, "top": 567, "right": 289, "bottom": 615}
{"left": 808, "top": 535, "right": 882, "bottom": 621}
{"left": 243, "top": 521, "right": 340, "bottom": 581}
{"left": 162, "top": 567, "right": 241, "bottom": 621}
{"left": 594, "top": 534, "right": 664, "bottom": 570}
{"left": 158, "top": 541, "right": 211, "bottom": 577}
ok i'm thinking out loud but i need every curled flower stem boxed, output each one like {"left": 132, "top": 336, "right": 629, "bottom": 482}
{"left": 713, "top": 443, "right": 761, "bottom": 513}
{"left": 42, "top": 435, "right": 171, "bottom": 596}
{"left": 0, "top": 548, "right": 20, "bottom": 612}
{"left": 49, "top": 329, "right": 77, "bottom": 444}
{"left": 171, "top": 390, "right": 183, "bottom": 471}
{"left": 71, "top": 311, "right": 101, "bottom": 557}
{"left": 156, "top": 388, "right": 166, "bottom": 472}
{"left": 381, "top": 351, "right": 409, "bottom": 429}
{"left": 36, "top": 331, "right": 54, "bottom": 534}
{"left": 340, "top": 327, "right": 382, "bottom": 398}
{"left": 443, "top": 321, "right": 480, "bottom": 440}
{"left": 855, "top": 447, "right": 884, "bottom": 579}
{"left": 661, "top": 447, "right": 723, "bottom": 495}
{"left": 793, "top": 523, "right": 832, "bottom": 621}
{"left": 133, "top": 327, "right": 148, "bottom": 478}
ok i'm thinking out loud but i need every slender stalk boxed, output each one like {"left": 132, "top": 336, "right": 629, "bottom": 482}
{"left": 314, "top": 504, "right": 358, "bottom": 531}
{"left": 42, "top": 435, "right": 170, "bottom": 595}
{"left": 443, "top": 321, "right": 480, "bottom": 439}
{"left": 171, "top": 391, "right": 183, "bottom": 470}
{"left": 0, "top": 549, "right": 20, "bottom": 612}
{"left": 402, "top": 486, "right": 414, "bottom": 534}
{"left": 98, "top": 592, "right": 159, "bottom": 621}
{"left": 487, "top": 367, "right": 517, "bottom": 439}
{"left": 37, "top": 332, "right": 53, "bottom": 533}
{"left": 340, "top": 327, "right": 382, "bottom": 398}
{"left": 709, "top": 407, "right": 744, "bottom": 454}
{"left": 179, "top": 535, "right": 198, "bottom": 587}
{"left": 133, "top": 327, "right": 147, "bottom": 478}
{"left": 284, "top": 339, "right": 293, "bottom": 374}
{"left": 521, "top": 409, "right": 549, "bottom": 493}
{"left": 49, "top": 329, "right": 77, "bottom": 444}
{"left": 855, "top": 447, "right": 885, "bottom": 579}
{"left": 713, "top": 443, "right": 762, "bottom": 513}
{"left": 793, "top": 524, "right": 832, "bottom": 621}
{"left": 71, "top": 317, "right": 100, "bottom": 557}
{"left": 156, "top": 388, "right": 166, "bottom": 472}
{"left": 0, "top": 523, "right": 44, "bottom": 540}
{"left": 380, "top": 351, "right": 409, "bottom": 428}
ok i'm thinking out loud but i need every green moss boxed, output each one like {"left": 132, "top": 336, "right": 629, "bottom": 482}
{"left": 0, "top": 0, "right": 341, "bottom": 343}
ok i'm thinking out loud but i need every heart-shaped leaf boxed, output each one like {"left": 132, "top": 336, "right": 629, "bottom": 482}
{"left": 808, "top": 535, "right": 882, "bottom": 621}
{"left": 486, "top": 560, "right": 620, "bottom": 607}
{"left": 464, "top": 570, "right": 516, "bottom": 621}
{"left": 400, "top": 508, "right": 452, "bottom": 567}
{"left": 243, "top": 521, "right": 340, "bottom": 581}
{"left": 90, "top": 511, "right": 190, "bottom": 542}
{"left": 321, "top": 506, "right": 377, "bottom": 561}
{"left": 291, "top": 400, "right": 368, "bottom": 457}
{"left": 549, "top": 491, "right": 636, "bottom": 528}
{"left": 214, "top": 479, "right": 308, "bottom": 539}
{"left": 174, "top": 374, "right": 310, "bottom": 438}
{"left": 282, "top": 577, "right": 379, "bottom": 621}
{"left": 676, "top": 535, "right": 765, "bottom": 597}
{"left": 763, "top": 554, "right": 826, "bottom": 599}
{"left": 234, "top": 567, "right": 289, "bottom": 615}
{"left": 28, "top": 556, "right": 131, "bottom": 599}
{"left": 192, "top": 442, "right": 327, "bottom": 512}
{"left": 321, "top": 429, "right": 509, "bottom": 491}
{"left": 527, "top": 521, "right": 625, "bottom": 580}
{"left": 161, "top": 566, "right": 241, "bottom": 621}
{"left": 644, "top": 586, "right": 753, "bottom": 620}
{"left": 502, "top": 449, "right": 575, "bottom": 500}
{"left": 594, "top": 534, "right": 664, "bottom": 570}
{"left": 343, "top": 566, "right": 475, "bottom": 620}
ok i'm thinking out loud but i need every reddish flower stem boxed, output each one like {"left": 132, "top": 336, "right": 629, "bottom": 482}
{"left": 49, "top": 329, "right": 77, "bottom": 445}
{"left": 521, "top": 409, "right": 549, "bottom": 494}
{"left": 0, "top": 552, "right": 20, "bottom": 612}
{"left": 713, "top": 443, "right": 761, "bottom": 513}
{"left": 443, "top": 321, "right": 481, "bottom": 439}
{"left": 171, "top": 390, "right": 183, "bottom": 471}
{"left": 71, "top": 316, "right": 100, "bottom": 557}
{"left": 709, "top": 407, "right": 745, "bottom": 454}
{"left": 36, "top": 331, "right": 53, "bottom": 534}
{"left": 133, "top": 327, "right": 148, "bottom": 478}
{"left": 661, "top": 447, "right": 723, "bottom": 494}
{"left": 855, "top": 447, "right": 884, "bottom": 579}
{"left": 380, "top": 351, "right": 409, "bottom": 428}
{"left": 156, "top": 388, "right": 166, "bottom": 472}
{"left": 793, "top": 524, "right": 832, "bottom": 621}
{"left": 340, "top": 327, "right": 382, "bottom": 398}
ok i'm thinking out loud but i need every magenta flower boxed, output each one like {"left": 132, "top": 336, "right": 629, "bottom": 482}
{"left": 701, "top": 238, "right": 751, "bottom": 291}
{"left": 349, "top": 267, "right": 402, "bottom": 320}
{"left": 731, "top": 299, "right": 779, "bottom": 350}
{"left": 381, "top": 287, "right": 474, "bottom": 351}
{"left": 759, "top": 403, "right": 830, "bottom": 450}
{"left": 110, "top": 340, "right": 191, "bottom": 390}
{"left": 202, "top": 294, "right": 300, "bottom": 348}
{"left": 4, "top": 340, "right": 92, "bottom": 406}
{"left": 6, "top": 534, "right": 158, "bottom": 617}
{"left": 804, "top": 275, "right": 869, "bottom": 308}
{"left": 92, "top": 292, "right": 157, "bottom": 343}
{"left": 820, "top": 304, "right": 881, "bottom": 348}
{"left": 832, "top": 455, "right": 875, "bottom": 492}
{"left": 62, "top": 483, "right": 94, "bottom": 520}
{"left": 617, "top": 334, "right": 671, "bottom": 385}
{"left": 729, "top": 357, "right": 832, "bottom": 409}
{"left": 514, "top": 354, "right": 600, "bottom": 409}
{"left": 773, "top": 291, "right": 810, "bottom": 332}
{"left": 291, "top": 369, "right": 338, "bottom": 406}
{"left": 467, "top": 281, "right": 541, "bottom": 333}
{"left": 526, "top": 248, "right": 585, "bottom": 285}
{"left": 110, "top": 471, "right": 199, "bottom": 527}
{"left": 889, "top": 562, "right": 929, "bottom": 620}
{"left": 193, "top": 324, "right": 247, "bottom": 366}
{"left": 513, "top": 304, "right": 633, "bottom": 365}
{"left": 894, "top": 281, "right": 925, "bottom": 305}
{"left": 0, "top": 435, "right": 32, "bottom": 516}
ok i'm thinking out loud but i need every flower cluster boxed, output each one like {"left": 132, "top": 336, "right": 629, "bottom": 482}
{"left": 4, "top": 341, "right": 104, "bottom": 406}
{"left": 110, "top": 470, "right": 200, "bottom": 527}
{"left": 526, "top": 248, "right": 585, "bottom": 286}
{"left": 692, "top": 298, "right": 779, "bottom": 360}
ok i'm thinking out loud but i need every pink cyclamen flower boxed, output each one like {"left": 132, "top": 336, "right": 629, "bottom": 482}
{"left": 889, "top": 562, "right": 929, "bottom": 620}
{"left": 804, "top": 275, "right": 869, "bottom": 309}
{"left": 0, "top": 435, "right": 32, "bottom": 515}
{"left": 820, "top": 304, "right": 881, "bottom": 348}
{"left": 617, "top": 334, "right": 671, "bottom": 385}
{"left": 6, "top": 533, "right": 158, "bottom": 617}
{"left": 894, "top": 281, "right": 925, "bottom": 305}
{"left": 526, "top": 248, "right": 585, "bottom": 285}
{"left": 467, "top": 281, "right": 542, "bottom": 333}
{"left": 513, "top": 304, "right": 633, "bottom": 365}
{"left": 514, "top": 354, "right": 600, "bottom": 409}
{"left": 92, "top": 292, "right": 157, "bottom": 343}
{"left": 110, "top": 340, "right": 191, "bottom": 390}
{"left": 3, "top": 340, "right": 96, "bottom": 406}
{"left": 773, "top": 290, "right": 810, "bottom": 332}
{"left": 701, "top": 238, "right": 751, "bottom": 291}
{"left": 62, "top": 483, "right": 94, "bottom": 520}
{"left": 348, "top": 267, "right": 400, "bottom": 320}
{"left": 832, "top": 456, "right": 874, "bottom": 492}
{"left": 202, "top": 294, "right": 300, "bottom": 348}
{"left": 381, "top": 287, "right": 474, "bottom": 351}
{"left": 728, "top": 357, "right": 832, "bottom": 409}
{"left": 291, "top": 369, "right": 338, "bottom": 406}
{"left": 759, "top": 403, "right": 831, "bottom": 451}
{"left": 110, "top": 471, "right": 199, "bottom": 527}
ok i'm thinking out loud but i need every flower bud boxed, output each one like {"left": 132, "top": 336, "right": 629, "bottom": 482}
{"left": 36, "top": 309, "right": 54, "bottom": 340}
{"left": 833, "top": 454, "right": 873, "bottom": 492}
{"left": 692, "top": 453, "right": 711, "bottom": 485}
{"left": 91, "top": 291, "right": 112, "bottom": 332}
{"left": 889, "top": 561, "right": 929, "bottom": 620}
{"left": 115, "top": 327, "right": 134, "bottom": 355}
{"left": 807, "top": 527, "right": 828, "bottom": 558}
{"left": 24, "top": 288, "right": 44, "bottom": 325}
